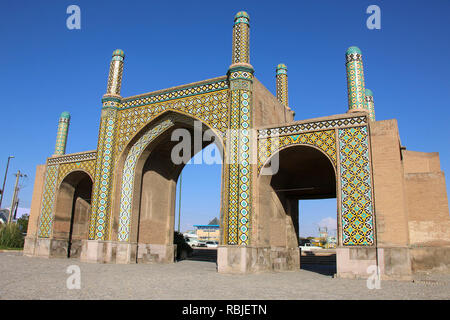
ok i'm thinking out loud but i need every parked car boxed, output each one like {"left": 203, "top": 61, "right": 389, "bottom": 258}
{"left": 299, "top": 243, "right": 322, "bottom": 251}
{"left": 185, "top": 237, "right": 199, "bottom": 247}
{"left": 196, "top": 241, "right": 207, "bottom": 247}
{"left": 206, "top": 241, "right": 218, "bottom": 248}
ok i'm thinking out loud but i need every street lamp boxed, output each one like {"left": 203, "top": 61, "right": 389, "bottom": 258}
{"left": 0, "top": 155, "right": 14, "bottom": 209}
{"left": 8, "top": 170, "right": 27, "bottom": 224}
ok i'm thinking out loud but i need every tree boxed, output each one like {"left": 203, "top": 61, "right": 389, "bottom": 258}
{"left": 17, "top": 214, "right": 29, "bottom": 234}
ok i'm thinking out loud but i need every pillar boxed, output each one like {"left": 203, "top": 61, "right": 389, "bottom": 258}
{"left": 89, "top": 49, "right": 125, "bottom": 241}
{"left": 53, "top": 112, "right": 70, "bottom": 156}
{"left": 345, "top": 46, "right": 366, "bottom": 113}
{"left": 365, "top": 88, "right": 376, "bottom": 121}
{"left": 224, "top": 11, "right": 254, "bottom": 246}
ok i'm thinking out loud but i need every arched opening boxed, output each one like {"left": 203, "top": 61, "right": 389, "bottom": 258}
{"left": 174, "top": 143, "right": 222, "bottom": 263}
{"left": 53, "top": 170, "right": 93, "bottom": 258}
{"left": 119, "top": 112, "right": 224, "bottom": 264}
{"left": 257, "top": 144, "right": 337, "bottom": 274}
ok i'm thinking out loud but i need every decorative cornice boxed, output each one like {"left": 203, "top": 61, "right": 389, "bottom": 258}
{"left": 118, "top": 77, "right": 228, "bottom": 110}
{"left": 47, "top": 150, "right": 97, "bottom": 165}
{"left": 257, "top": 116, "right": 368, "bottom": 139}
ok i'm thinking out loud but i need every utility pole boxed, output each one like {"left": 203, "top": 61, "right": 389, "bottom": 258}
{"left": 0, "top": 155, "right": 14, "bottom": 209}
{"left": 177, "top": 172, "right": 182, "bottom": 233}
{"left": 8, "top": 170, "right": 26, "bottom": 224}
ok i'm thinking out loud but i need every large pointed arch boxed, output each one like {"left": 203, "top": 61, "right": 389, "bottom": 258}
{"left": 112, "top": 111, "right": 225, "bottom": 245}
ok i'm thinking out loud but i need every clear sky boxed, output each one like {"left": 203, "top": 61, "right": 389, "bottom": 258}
{"left": 1, "top": 1, "right": 449, "bottom": 236}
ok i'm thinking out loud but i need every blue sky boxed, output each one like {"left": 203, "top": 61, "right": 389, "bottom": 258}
{"left": 1, "top": 1, "right": 449, "bottom": 236}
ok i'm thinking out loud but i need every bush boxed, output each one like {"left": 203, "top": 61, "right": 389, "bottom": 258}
{"left": 0, "top": 223, "right": 24, "bottom": 249}
{"left": 174, "top": 231, "right": 193, "bottom": 260}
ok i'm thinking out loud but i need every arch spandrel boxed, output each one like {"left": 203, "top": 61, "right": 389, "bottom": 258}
{"left": 114, "top": 80, "right": 229, "bottom": 157}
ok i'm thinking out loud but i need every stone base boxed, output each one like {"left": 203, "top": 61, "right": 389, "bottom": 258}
{"left": 336, "top": 247, "right": 377, "bottom": 279}
{"left": 80, "top": 240, "right": 137, "bottom": 264}
{"left": 24, "top": 236, "right": 88, "bottom": 259}
{"left": 23, "top": 236, "right": 37, "bottom": 256}
{"left": 23, "top": 237, "right": 68, "bottom": 258}
{"left": 137, "top": 243, "right": 176, "bottom": 263}
{"left": 79, "top": 240, "right": 176, "bottom": 264}
{"left": 217, "top": 246, "right": 300, "bottom": 273}
{"left": 336, "top": 247, "right": 413, "bottom": 280}
{"left": 409, "top": 246, "right": 450, "bottom": 273}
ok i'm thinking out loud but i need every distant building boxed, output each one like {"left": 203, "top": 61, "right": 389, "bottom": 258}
{"left": 0, "top": 209, "right": 9, "bottom": 224}
{"left": 326, "top": 236, "right": 337, "bottom": 248}
{"left": 194, "top": 225, "right": 219, "bottom": 242}
{"left": 183, "top": 230, "right": 198, "bottom": 239}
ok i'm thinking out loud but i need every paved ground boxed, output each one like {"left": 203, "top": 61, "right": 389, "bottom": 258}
{"left": 0, "top": 252, "right": 449, "bottom": 300}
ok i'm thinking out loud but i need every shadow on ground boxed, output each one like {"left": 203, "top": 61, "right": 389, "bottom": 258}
{"left": 300, "top": 252, "right": 337, "bottom": 276}
{"left": 185, "top": 248, "right": 217, "bottom": 263}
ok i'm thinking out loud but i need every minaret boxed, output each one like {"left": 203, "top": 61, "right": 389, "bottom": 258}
{"left": 89, "top": 49, "right": 125, "bottom": 241}
{"left": 365, "top": 89, "right": 376, "bottom": 121}
{"left": 345, "top": 46, "right": 366, "bottom": 113}
{"left": 53, "top": 111, "right": 70, "bottom": 156}
{"left": 231, "top": 11, "right": 251, "bottom": 66}
{"left": 106, "top": 49, "right": 125, "bottom": 97}
{"left": 276, "top": 64, "right": 289, "bottom": 108}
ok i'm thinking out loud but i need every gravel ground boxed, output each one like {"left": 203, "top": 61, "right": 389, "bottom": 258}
{"left": 0, "top": 252, "right": 449, "bottom": 300}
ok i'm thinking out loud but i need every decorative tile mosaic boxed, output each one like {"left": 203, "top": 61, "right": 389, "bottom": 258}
{"left": 89, "top": 108, "right": 118, "bottom": 240}
{"left": 54, "top": 118, "right": 70, "bottom": 156}
{"left": 338, "top": 126, "right": 374, "bottom": 246}
{"left": 38, "top": 165, "right": 59, "bottom": 238}
{"left": 56, "top": 160, "right": 96, "bottom": 187}
{"left": 47, "top": 151, "right": 96, "bottom": 165}
{"left": 257, "top": 116, "right": 367, "bottom": 139}
{"left": 116, "top": 89, "right": 229, "bottom": 156}
{"left": 276, "top": 64, "right": 288, "bottom": 108}
{"left": 346, "top": 53, "right": 366, "bottom": 111}
{"left": 118, "top": 119, "right": 174, "bottom": 241}
{"left": 119, "top": 79, "right": 228, "bottom": 109}
{"left": 225, "top": 69, "right": 253, "bottom": 245}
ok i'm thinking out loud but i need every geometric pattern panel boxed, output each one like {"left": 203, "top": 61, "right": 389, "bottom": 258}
{"left": 118, "top": 118, "right": 175, "bottom": 242}
{"left": 38, "top": 165, "right": 59, "bottom": 238}
{"left": 258, "top": 130, "right": 337, "bottom": 173}
{"left": 120, "top": 78, "right": 228, "bottom": 109}
{"left": 116, "top": 89, "right": 229, "bottom": 156}
{"left": 338, "top": 126, "right": 374, "bottom": 246}
{"left": 225, "top": 80, "right": 252, "bottom": 245}
{"left": 89, "top": 108, "right": 118, "bottom": 240}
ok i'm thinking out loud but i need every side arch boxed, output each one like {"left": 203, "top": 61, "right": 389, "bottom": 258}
{"left": 52, "top": 170, "right": 93, "bottom": 258}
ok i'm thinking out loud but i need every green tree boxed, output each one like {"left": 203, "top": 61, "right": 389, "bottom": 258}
{"left": 17, "top": 214, "right": 29, "bottom": 233}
